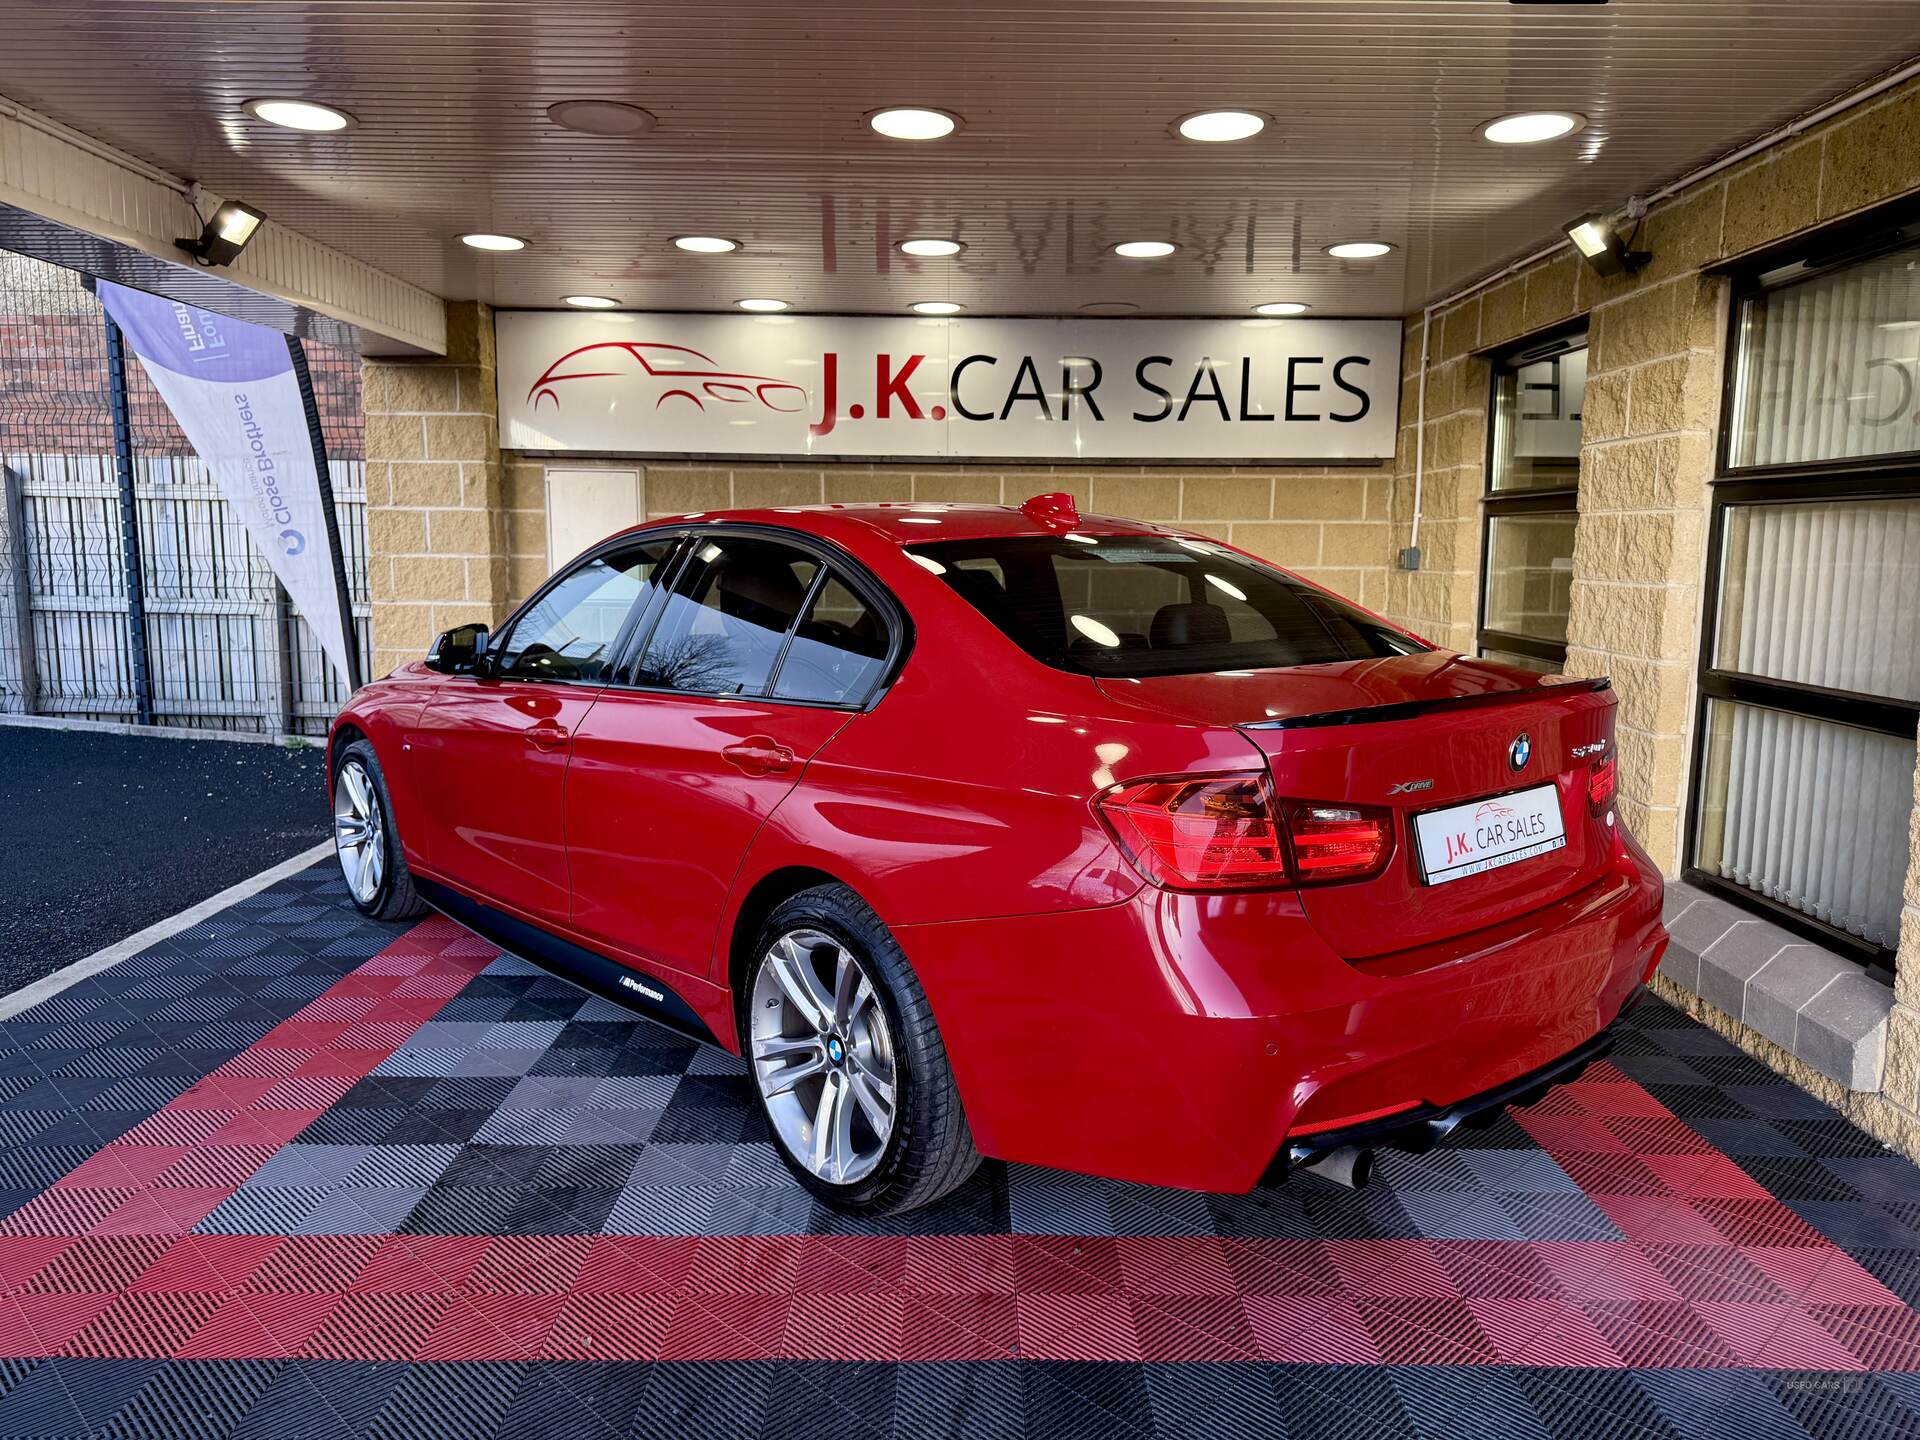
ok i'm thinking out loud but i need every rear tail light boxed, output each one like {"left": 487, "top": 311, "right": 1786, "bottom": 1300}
{"left": 1588, "top": 754, "right": 1616, "bottom": 814}
{"left": 1284, "top": 803, "right": 1394, "bottom": 883}
{"left": 1095, "top": 775, "right": 1289, "bottom": 890}
{"left": 1095, "top": 773, "right": 1394, "bottom": 891}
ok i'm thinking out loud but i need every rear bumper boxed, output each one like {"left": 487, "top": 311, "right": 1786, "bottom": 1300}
{"left": 895, "top": 836, "right": 1665, "bottom": 1194}
{"left": 1267, "top": 1005, "right": 1629, "bottom": 1180}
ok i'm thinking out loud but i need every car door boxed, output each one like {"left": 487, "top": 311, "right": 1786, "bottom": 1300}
{"left": 406, "top": 534, "right": 681, "bottom": 924}
{"left": 565, "top": 530, "right": 897, "bottom": 978}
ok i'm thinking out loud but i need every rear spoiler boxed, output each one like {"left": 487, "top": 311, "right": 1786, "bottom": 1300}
{"left": 1243, "top": 676, "right": 1611, "bottom": 731}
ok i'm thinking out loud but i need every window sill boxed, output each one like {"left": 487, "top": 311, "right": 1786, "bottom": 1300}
{"left": 1658, "top": 880, "right": 1893, "bottom": 1092}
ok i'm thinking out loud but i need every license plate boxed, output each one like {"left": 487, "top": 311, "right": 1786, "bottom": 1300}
{"left": 1413, "top": 783, "right": 1566, "bottom": 885}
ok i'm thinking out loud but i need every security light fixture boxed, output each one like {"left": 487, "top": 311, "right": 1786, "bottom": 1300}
{"left": 177, "top": 200, "right": 266, "bottom": 267}
{"left": 1566, "top": 211, "right": 1650, "bottom": 276}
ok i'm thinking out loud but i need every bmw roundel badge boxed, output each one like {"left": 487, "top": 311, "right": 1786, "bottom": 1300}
{"left": 1509, "top": 733, "right": 1532, "bottom": 771}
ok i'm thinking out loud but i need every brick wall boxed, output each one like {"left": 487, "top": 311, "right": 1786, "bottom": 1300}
{"left": 498, "top": 458, "right": 1394, "bottom": 615}
{"left": 1381, "top": 76, "right": 1920, "bottom": 1159}
{"left": 361, "top": 302, "right": 506, "bottom": 678}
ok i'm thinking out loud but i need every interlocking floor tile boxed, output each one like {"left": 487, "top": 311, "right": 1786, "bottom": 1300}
{"left": 0, "top": 860, "right": 1912, "bottom": 1436}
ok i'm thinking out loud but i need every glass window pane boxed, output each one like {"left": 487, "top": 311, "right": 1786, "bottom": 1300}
{"left": 1483, "top": 513, "right": 1576, "bottom": 645}
{"left": 772, "top": 572, "right": 890, "bottom": 705}
{"left": 636, "top": 535, "right": 818, "bottom": 695}
{"left": 918, "top": 535, "right": 1423, "bottom": 678}
{"left": 1714, "top": 497, "right": 1920, "bottom": 701}
{"left": 1491, "top": 345, "right": 1586, "bottom": 492}
{"left": 1730, "top": 240, "right": 1920, "bottom": 468}
{"left": 1696, "top": 698, "right": 1915, "bottom": 948}
{"left": 1479, "top": 648, "right": 1559, "bottom": 675}
{"left": 495, "top": 540, "right": 674, "bottom": 682}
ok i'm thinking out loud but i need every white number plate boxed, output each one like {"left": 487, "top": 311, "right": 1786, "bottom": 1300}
{"left": 1413, "top": 783, "right": 1567, "bottom": 885}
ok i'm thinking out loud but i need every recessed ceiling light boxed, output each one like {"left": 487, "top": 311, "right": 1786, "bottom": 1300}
{"left": 1327, "top": 241, "right": 1395, "bottom": 260}
{"left": 1079, "top": 301, "right": 1140, "bottom": 315}
{"left": 242, "top": 98, "right": 356, "bottom": 133}
{"left": 736, "top": 298, "right": 790, "bottom": 312}
{"left": 911, "top": 301, "right": 964, "bottom": 315}
{"left": 1175, "top": 109, "right": 1268, "bottom": 143}
{"left": 1479, "top": 111, "right": 1587, "bottom": 145}
{"left": 672, "top": 235, "right": 740, "bottom": 253}
{"left": 1113, "top": 241, "right": 1178, "bottom": 259}
{"left": 1252, "top": 302, "right": 1310, "bottom": 316}
{"left": 868, "top": 107, "right": 960, "bottom": 141}
{"left": 563, "top": 295, "right": 619, "bottom": 309}
{"left": 899, "top": 237, "right": 965, "bottom": 257}
{"left": 546, "top": 100, "right": 658, "bottom": 136}
{"left": 460, "top": 233, "right": 527, "bottom": 252}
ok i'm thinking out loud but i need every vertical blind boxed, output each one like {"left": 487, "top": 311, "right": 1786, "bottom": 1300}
{"left": 1704, "top": 701, "right": 1914, "bottom": 948}
{"left": 1732, "top": 243, "right": 1920, "bottom": 468}
{"left": 1716, "top": 498, "right": 1920, "bottom": 701}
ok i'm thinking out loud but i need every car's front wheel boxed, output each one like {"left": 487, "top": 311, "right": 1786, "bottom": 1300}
{"left": 331, "top": 738, "right": 427, "bottom": 922}
{"left": 744, "top": 884, "right": 980, "bottom": 1214}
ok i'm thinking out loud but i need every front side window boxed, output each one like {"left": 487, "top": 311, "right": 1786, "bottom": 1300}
{"left": 1479, "top": 335, "right": 1586, "bottom": 671}
{"left": 634, "top": 535, "right": 820, "bottom": 696}
{"left": 915, "top": 535, "right": 1422, "bottom": 678}
{"left": 493, "top": 539, "right": 676, "bottom": 682}
{"left": 1692, "top": 238, "right": 1920, "bottom": 971}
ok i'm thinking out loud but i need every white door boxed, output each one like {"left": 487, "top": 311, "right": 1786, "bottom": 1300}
{"left": 544, "top": 467, "right": 644, "bottom": 576}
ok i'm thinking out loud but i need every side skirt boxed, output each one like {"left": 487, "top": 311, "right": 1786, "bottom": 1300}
{"left": 413, "top": 875, "right": 725, "bottom": 1048}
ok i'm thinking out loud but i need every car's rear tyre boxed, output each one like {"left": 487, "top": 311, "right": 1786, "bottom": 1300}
{"left": 743, "top": 884, "right": 980, "bottom": 1215}
{"left": 331, "top": 738, "right": 427, "bottom": 922}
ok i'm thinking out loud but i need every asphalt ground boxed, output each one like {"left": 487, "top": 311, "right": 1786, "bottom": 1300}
{"left": 0, "top": 724, "right": 330, "bottom": 991}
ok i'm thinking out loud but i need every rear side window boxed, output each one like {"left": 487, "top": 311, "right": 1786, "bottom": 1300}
{"left": 773, "top": 573, "right": 890, "bottom": 705}
{"left": 915, "top": 535, "right": 1424, "bottom": 678}
{"left": 494, "top": 539, "right": 676, "bottom": 682}
{"left": 634, "top": 535, "right": 819, "bottom": 695}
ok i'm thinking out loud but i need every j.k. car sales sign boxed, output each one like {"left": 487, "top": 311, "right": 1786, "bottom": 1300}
{"left": 496, "top": 311, "right": 1402, "bottom": 463}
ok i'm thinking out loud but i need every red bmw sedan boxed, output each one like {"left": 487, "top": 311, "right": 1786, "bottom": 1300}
{"left": 327, "top": 494, "right": 1666, "bottom": 1214}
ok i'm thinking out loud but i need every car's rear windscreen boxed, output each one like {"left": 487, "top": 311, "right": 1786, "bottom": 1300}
{"left": 911, "top": 535, "right": 1428, "bottom": 678}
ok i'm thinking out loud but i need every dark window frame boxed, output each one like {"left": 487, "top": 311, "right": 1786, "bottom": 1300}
{"left": 478, "top": 521, "right": 913, "bottom": 712}
{"left": 609, "top": 521, "right": 912, "bottom": 711}
{"left": 1684, "top": 233, "right": 1920, "bottom": 979}
{"left": 1477, "top": 325, "right": 1588, "bottom": 668}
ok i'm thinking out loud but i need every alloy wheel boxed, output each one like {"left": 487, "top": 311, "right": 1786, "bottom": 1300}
{"left": 332, "top": 759, "right": 385, "bottom": 906}
{"left": 749, "top": 928, "right": 898, "bottom": 1185}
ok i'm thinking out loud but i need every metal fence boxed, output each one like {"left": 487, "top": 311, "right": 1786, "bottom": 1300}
{"left": 0, "top": 251, "right": 370, "bottom": 736}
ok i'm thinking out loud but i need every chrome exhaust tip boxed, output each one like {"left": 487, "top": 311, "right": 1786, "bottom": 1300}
{"left": 1300, "top": 1145, "right": 1373, "bottom": 1189}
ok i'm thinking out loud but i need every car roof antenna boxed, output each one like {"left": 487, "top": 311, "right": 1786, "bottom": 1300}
{"left": 1020, "top": 492, "right": 1080, "bottom": 528}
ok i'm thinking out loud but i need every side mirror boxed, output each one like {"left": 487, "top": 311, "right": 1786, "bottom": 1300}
{"left": 426, "top": 622, "right": 491, "bottom": 675}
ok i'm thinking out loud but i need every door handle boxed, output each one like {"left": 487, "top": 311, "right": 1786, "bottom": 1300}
{"left": 525, "top": 720, "right": 571, "bottom": 751}
{"left": 723, "top": 737, "right": 794, "bottom": 775}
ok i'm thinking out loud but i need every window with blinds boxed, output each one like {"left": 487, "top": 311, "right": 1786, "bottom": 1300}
{"left": 1479, "top": 333, "right": 1586, "bottom": 671}
{"left": 1692, "top": 236, "right": 1920, "bottom": 975}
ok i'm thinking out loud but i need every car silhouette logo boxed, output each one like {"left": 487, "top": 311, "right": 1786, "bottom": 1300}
{"left": 1509, "top": 733, "right": 1532, "bottom": 771}
{"left": 528, "top": 341, "right": 808, "bottom": 416}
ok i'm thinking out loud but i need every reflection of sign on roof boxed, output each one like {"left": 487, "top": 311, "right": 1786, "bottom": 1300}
{"left": 528, "top": 341, "right": 807, "bottom": 416}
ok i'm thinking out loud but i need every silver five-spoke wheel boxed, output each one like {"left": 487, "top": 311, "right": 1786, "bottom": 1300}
{"left": 333, "top": 758, "right": 385, "bottom": 906}
{"left": 750, "top": 928, "right": 898, "bottom": 1185}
